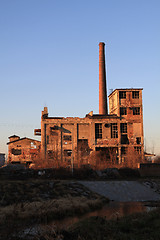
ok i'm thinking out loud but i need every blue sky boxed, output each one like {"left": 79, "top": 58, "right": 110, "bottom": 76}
{"left": 0, "top": 0, "right": 160, "bottom": 156}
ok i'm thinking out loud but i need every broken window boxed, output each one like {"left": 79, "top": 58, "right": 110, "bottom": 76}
{"left": 133, "top": 107, "right": 140, "bottom": 115}
{"left": 105, "top": 123, "right": 110, "bottom": 128}
{"left": 120, "top": 107, "right": 127, "bottom": 116}
{"left": 119, "top": 91, "right": 126, "bottom": 99}
{"left": 11, "top": 148, "right": 21, "bottom": 155}
{"left": 50, "top": 126, "right": 59, "bottom": 136}
{"left": 120, "top": 123, "right": 127, "bottom": 133}
{"left": 121, "top": 134, "right": 129, "bottom": 144}
{"left": 64, "top": 150, "right": 72, "bottom": 157}
{"left": 136, "top": 137, "right": 141, "bottom": 144}
{"left": 111, "top": 123, "right": 118, "bottom": 138}
{"left": 51, "top": 126, "right": 59, "bottom": 130}
{"left": 48, "top": 150, "right": 53, "bottom": 158}
{"left": 95, "top": 123, "right": 102, "bottom": 139}
{"left": 132, "top": 91, "right": 139, "bottom": 99}
{"left": 63, "top": 135, "right": 72, "bottom": 141}
{"left": 134, "top": 146, "right": 141, "bottom": 154}
{"left": 121, "top": 147, "right": 127, "bottom": 155}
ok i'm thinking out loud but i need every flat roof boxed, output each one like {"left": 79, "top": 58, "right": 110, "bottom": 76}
{"left": 109, "top": 88, "right": 143, "bottom": 97}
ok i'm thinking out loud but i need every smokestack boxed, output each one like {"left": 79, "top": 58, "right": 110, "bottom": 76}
{"left": 99, "top": 42, "right": 108, "bottom": 115}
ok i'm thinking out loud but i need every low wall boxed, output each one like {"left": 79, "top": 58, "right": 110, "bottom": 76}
{"left": 139, "top": 163, "right": 160, "bottom": 177}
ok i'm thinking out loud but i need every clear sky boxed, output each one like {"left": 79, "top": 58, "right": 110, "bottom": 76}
{"left": 0, "top": 0, "right": 160, "bottom": 156}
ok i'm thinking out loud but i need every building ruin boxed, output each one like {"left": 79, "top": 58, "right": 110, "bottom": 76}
{"left": 7, "top": 135, "right": 41, "bottom": 165}
{"left": 34, "top": 42, "right": 144, "bottom": 167}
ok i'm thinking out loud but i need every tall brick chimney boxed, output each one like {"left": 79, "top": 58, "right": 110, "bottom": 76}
{"left": 99, "top": 42, "right": 108, "bottom": 115}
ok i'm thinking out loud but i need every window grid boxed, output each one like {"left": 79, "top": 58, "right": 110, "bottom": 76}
{"left": 132, "top": 91, "right": 139, "bottom": 99}
{"left": 119, "top": 91, "right": 126, "bottom": 99}
{"left": 120, "top": 107, "right": 127, "bottom": 116}
{"left": 111, "top": 123, "right": 118, "bottom": 138}
{"left": 95, "top": 123, "right": 102, "bottom": 139}
{"left": 133, "top": 107, "right": 140, "bottom": 115}
{"left": 134, "top": 146, "right": 141, "bottom": 154}
{"left": 120, "top": 123, "right": 127, "bottom": 134}
{"left": 121, "top": 147, "right": 127, "bottom": 155}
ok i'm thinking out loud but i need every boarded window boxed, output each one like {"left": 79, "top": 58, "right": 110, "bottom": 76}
{"left": 95, "top": 123, "right": 102, "bottom": 139}
{"left": 78, "top": 124, "right": 89, "bottom": 139}
{"left": 111, "top": 123, "right": 118, "bottom": 138}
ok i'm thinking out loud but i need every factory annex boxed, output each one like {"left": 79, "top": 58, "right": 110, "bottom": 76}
{"left": 35, "top": 43, "right": 144, "bottom": 167}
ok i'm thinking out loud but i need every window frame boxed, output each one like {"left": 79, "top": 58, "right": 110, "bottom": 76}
{"left": 120, "top": 123, "right": 127, "bottom": 134}
{"left": 119, "top": 91, "right": 126, "bottom": 99}
{"left": 95, "top": 123, "right": 102, "bottom": 139}
{"left": 120, "top": 107, "right": 127, "bottom": 116}
{"left": 133, "top": 107, "right": 140, "bottom": 115}
{"left": 111, "top": 123, "right": 118, "bottom": 138}
{"left": 134, "top": 146, "right": 141, "bottom": 154}
{"left": 132, "top": 91, "right": 139, "bottom": 99}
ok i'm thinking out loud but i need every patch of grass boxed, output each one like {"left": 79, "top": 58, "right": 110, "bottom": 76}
{"left": 0, "top": 179, "right": 103, "bottom": 206}
{"left": 64, "top": 208, "right": 160, "bottom": 240}
{"left": 0, "top": 179, "right": 108, "bottom": 239}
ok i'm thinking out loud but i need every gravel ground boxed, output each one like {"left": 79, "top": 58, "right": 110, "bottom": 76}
{"left": 79, "top": 180, "right": 160, "bottom": 202}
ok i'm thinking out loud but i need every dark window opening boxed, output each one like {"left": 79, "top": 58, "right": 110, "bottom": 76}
{"left": 105, "top": 123, "right": 110, "bottom": 128}
{"left": 120, "top": 107, "right": 127, "bottom": 116}
{"left": 51, "top": 126, "right": 59, "bottom": 130}
{"left": 47, "top": 136, "right": 49, "bottom": 144}
{"left": 133, "top": 107, "right": 140, "bottom": 115}
{"left": 119, "top": 91, "right": 126, "bottom": 99}
{"left": 132, "top": 91, "right": 139, "bottom": 99}
{"left": 136, "top": 137, "right": 141, "bottom": 144}
{"left": 121, "top": 134, "right": 129, "bottom": 144}
{"left": 11, "top": 148, "right": 21, "bottom": 155}
{"left": 121, "top": 147, "right": 127, "bottom": 155}
{"left": 63, "top": 135, "right": 72, "bottom": 141}
{"left": 95, "top": 123, "right": 102, "bottom": 139}
{"left": 111, "top": 123, "right": 118, "bottom": 138}
{"left": 48, "top": 150, "right": 53, "bottom": 157}
{"left": 120, "top": 123, "right": 127, "bottom": 133}
{"left": 134, "top": 146, "right": 141, "bottom": 154}
{"left": 64, "top": 150, "right": 72, "bottom": 157}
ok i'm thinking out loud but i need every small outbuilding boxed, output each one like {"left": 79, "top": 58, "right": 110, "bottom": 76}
{"left": 7, "top": 135, "right": 41, "bottom": 166}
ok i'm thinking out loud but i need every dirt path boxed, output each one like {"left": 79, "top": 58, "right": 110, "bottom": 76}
{"left": 79, "top": 181, "right": 160, "bottom": 202}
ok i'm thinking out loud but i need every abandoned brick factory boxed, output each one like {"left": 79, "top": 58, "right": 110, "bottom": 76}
{"left": 7, "top": 42, "right": 144, "bottom": 167}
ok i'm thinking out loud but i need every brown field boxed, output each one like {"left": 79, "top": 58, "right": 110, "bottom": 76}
{"left": 0, "top": 179, "right": 108, "bottom": 239}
